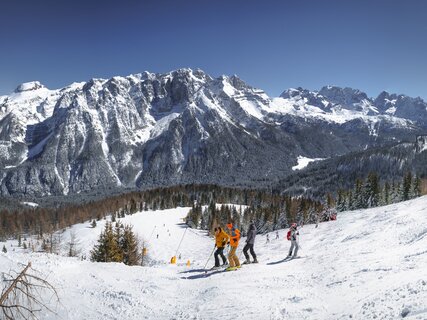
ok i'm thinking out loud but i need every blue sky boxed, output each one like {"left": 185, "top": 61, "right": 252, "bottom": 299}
{"left": 0, "top": 0, "right": 426, "bottom": 99}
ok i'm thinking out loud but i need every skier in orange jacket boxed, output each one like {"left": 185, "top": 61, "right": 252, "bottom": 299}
{"left": 213, "top": 227, "right": 229, "bottom": 268}
{"left": 226, "top": 223, "right": 241, "bottom": 270}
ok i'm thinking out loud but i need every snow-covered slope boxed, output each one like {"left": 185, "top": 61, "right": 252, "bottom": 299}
{"left": 1, "top": 197, "right": 427, "bottom": 319}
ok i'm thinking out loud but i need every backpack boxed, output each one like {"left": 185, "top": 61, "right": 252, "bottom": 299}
{"left": 286, "top": 230, "right": 291, "bottom": 241}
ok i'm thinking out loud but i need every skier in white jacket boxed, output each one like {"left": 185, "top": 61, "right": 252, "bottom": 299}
{"left": 288, "top": 223, "right": 299, "bottom": 258}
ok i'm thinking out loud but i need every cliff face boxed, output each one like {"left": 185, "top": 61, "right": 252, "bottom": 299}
{"left": 0, "top": 69, "right": 424, "bottom": 197}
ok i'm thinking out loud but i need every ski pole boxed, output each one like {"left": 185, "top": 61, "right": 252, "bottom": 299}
{"left": 204, "top": 246, "right": 216, "bottom": 272}
{"left": 175, "top": 227, "right": 188, "bottom": 257}
{"left": 147, "top": 226, "right": 156, "bottom": 243}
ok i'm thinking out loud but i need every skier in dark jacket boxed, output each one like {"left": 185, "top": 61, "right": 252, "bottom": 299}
{"left": 243, "top": 222, "right": 258, "bottom": 264}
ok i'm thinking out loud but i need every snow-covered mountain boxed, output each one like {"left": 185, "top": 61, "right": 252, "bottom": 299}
{"left": 0, "top": 69, "right": 425, "bottom": 197}
{"left": 1, "top": 197, "right": 427, "bottom": 319}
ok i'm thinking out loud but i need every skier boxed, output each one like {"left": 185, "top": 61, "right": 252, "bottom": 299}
{"left": 213, "top": 227, "right": 229, "bottom": 268}
{"left": 275, "top": 231, "right": 279, "bottom": 239}
{"left": 266, "top": 234, "right": 270, "bottom": 243}
{"left": 226, "top": 223, "right": 241, "bottom": 270}
{"left": 288, "top": 223, "right": 299, "bottom": 258}
{"left": 243, "top": 222, "right": 258, "bottom": 264}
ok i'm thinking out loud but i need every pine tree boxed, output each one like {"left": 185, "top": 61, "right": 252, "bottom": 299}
{"left": 347, "top": 190, "right": 353, "bottom": 210}
{"left": 67, "top": 230, "right": 80, "bottom": 257}
{"left": 354, "top": 179, "right": 364, "bottom": 209}
{"left": 383, "top": 181, "right": 390, "bottom": 205}
{"left": 365, "top": 172, "right": 380, "bottom": 208}
{"left": 326, "top": 193, "right": 335, "bottom": 208}
{"left": 120, "top": 225, "right": 140, "bottom": 266}
{"left": 412, "top": 175, "right": 422, "bottom": 198}
{"left": 390, "top": 180, "right": 400, "bottom": 203}
{"left": 403, "top": 172, "right": 412, "bottom": 201}
{"left": 91, "top": 222, "right": 122, "bottom": 263}
{"left": 336, "top": 190, "right": 347, "bottom": 212}
{"left": 298, "top": 198, "right": 308, "bottom": 223}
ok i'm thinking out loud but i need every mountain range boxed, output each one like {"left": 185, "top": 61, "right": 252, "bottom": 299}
{"left": 0, "top": 68, "right": 426, "bottom": 199}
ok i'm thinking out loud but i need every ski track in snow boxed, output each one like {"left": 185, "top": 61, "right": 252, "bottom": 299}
{"left": 1, "top": 198, "right": 427, "bottom": 319}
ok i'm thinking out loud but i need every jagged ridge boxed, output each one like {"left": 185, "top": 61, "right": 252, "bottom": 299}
{"left": 0, "top": 69, "right": 425, "bottom": 197}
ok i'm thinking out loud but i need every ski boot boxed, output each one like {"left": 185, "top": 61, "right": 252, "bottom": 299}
{"left": 225, "top": 266, "right": 238, "bottom": 271}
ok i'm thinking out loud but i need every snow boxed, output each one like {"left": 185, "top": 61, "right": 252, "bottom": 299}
{"left": 27, "top": 132, "right": 54, "bottom": 159}
{"left": 237, "top": 99, "right": 265, "bottom": 120}
{"left": 222, "top": 78, "right": 237, "bottom": 96}
{"left": 2, "top": 197, "right": 427, "bottom": 319}
{"left": 270, "top": 97, "right": 411, "bottom": 127}
{"left": 21, "top": 201, "right": 39, "bottom": 207}
{"left": 292, "top": 156, "right": 325, "bottom": 170}
{"left": 385, "top": 106, "right": 397, "bottom": 115}
{"left": 14, "top": 81, "right": 45, "bottom": 92}
{"left": 149, "top": 112, "right": 180, "bottom": 140}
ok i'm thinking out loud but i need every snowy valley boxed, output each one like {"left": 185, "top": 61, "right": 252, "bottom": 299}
{"left": 1, "top": 197, "right": 427, "bottom": 319}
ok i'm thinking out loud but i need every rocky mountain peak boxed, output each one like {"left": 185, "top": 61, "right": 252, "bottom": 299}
{"left": 318, "top": 86, "right": 369, "bottom": 105}
{"left": 1, "top": 69, "right": 427, "bottom": 198}
{"left": 14, "top": 81, "right": 46, "bottom": 93}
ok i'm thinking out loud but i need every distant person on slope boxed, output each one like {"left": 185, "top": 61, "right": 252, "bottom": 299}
{"left": 243, "top": 222, "right": 258, "bottom": 264}
{"left": 287, "top": 223, "right": 299, "bottom": 258}
{"left": 213, "top": 227, "right": 229, "bottom": 268}
{"left": 226, "top": 223, "right": 241, "bottom": 270}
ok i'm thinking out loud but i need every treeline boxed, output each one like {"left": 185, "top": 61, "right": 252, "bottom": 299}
{"left": 0, "top": 184, "right": 329, "bottom": 240}
{"left": 186, "top": 195, "right": 334, "bottom": 236}
{"left": 277, "top": 142, "right": 427, "bottom": 199}
{"left": 336, "top": 172, "right": 424, "bottom": 211}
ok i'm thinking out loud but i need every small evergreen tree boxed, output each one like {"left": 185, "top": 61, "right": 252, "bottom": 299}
{"left": 412, "top": 175, "right": 422, "bottom": 198}
{"left": 365, "top": 172, "right": 380, "bottom": 208}
{"left": 336, "top": 190, "right": 347, "bottom": 212}
{"left": 383, "top": 181, "right": 390, "bottom": 205}
{"left": 90, "top": 222, "right": 122, "bottom": 263}
{"left": 390, "top": 181, "right": 401, "bottom": 203}
{"left": 354, "top": 179, "right": 364, "bottom": 209}
{"left": 120, "top": 225, "right": 140, "bottom": 266}
{"left": 347, "top": 190, "right": 353, "bottom": 210}
{"left": 402, "top": 171, "right": 412, "bottom": 201}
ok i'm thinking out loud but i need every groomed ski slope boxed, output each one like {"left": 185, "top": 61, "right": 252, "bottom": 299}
{"left": 1, "top": 197, "right": 427, "bottom": 319}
